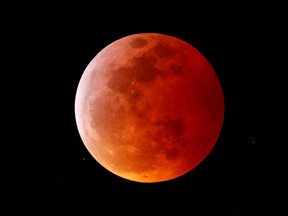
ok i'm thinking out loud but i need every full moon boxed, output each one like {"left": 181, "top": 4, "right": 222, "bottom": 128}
{"left": 75, "top": 33, "right": 224, "bottom": 183}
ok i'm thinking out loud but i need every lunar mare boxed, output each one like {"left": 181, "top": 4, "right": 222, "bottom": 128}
{"left": 75, "top": 33, "right": 224, "bottom": 183}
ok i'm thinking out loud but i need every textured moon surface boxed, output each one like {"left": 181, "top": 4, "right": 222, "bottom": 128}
{"left": 75, "top": 33, "right": 224, "bottom": 183}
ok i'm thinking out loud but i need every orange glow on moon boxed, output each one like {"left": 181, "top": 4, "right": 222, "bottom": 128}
{"left": 74, "top": 33, "right": 224, "bottom": 183}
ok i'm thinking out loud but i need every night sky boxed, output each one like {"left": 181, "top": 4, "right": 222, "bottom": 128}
{"left": 4, "top": 5, "right": 284, "bottom": 215}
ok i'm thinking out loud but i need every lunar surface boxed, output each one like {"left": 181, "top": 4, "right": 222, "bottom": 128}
{"left": 75, "top": 33, "right": 224, "bottom": 183}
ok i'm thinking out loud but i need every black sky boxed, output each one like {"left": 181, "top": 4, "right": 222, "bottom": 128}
{"left": 3, "top": 5, "right": 284, "bottom": 215}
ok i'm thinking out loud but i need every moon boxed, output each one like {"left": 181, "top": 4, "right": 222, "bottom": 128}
{"left": 75, "top": 33, "right": 224, "bottom": 183}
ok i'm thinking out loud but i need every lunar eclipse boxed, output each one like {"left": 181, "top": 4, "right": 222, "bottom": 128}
{"left": 74, "top": 33, "right": 224, "bottom": 183}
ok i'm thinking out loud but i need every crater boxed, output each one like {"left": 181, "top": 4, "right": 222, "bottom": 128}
{"left": 153, "top": 43, "right": 175, "bottom": 58}
{"left": 130, "top": 37, "right": 148, "bottom": 48}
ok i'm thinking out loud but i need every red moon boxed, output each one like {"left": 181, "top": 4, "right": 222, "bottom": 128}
{"left": 75, "top": 33, "right": 224, "bottom": 183}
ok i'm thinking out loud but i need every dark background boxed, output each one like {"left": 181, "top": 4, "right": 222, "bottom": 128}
{"left": 4, "top": 4, "right": 284, "bottom": 215}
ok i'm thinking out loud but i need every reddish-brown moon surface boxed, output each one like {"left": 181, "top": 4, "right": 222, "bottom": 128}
{"left": 75, "top": 33, "right": 224, "bottom": 183}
